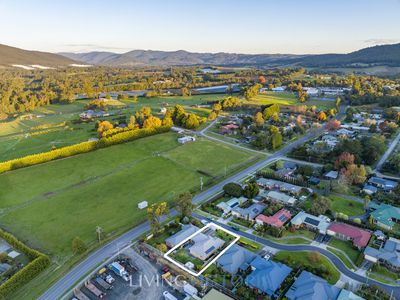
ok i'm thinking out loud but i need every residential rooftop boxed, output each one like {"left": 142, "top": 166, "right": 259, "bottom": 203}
{"left": 327, "top": 223, "right": 371, "bottom": 248}
{"left": 285, "top": 271, "right": 341, "bottom": 300}
{"left": 256, "top": 208, "right": 292, "bottom": 228}
{"left": 290, "top": 211, "right": 331, "bottom": 234}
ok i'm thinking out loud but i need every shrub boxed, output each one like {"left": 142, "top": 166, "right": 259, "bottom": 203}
{"left": 72, "top": 237, "right": 87, "bottom": 255}
{"left": 223, "top": 182, "right": 243, "bottom": 197}
{"left": 0, "top": 228, "right": 50, "bottom": 299}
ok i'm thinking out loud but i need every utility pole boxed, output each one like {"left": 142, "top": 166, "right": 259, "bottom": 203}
{"left": 96, "top": 226, "right": 103, "bottom": 243}
{"left": 200, "top": 177, "right": 203, "bottom": 191}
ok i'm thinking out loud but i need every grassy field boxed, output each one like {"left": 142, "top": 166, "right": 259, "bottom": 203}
{"left": 248, "top": 92, "right": 298, "bottom": 106}
{"left": 329, "top": 195, "right": 365, "bottom": 216}
{"left": 0, "top": 132, "right": 259, "bottom": 258}
{"left": 274, "top": 250, "right": 340, "bottom": 284}
{"left": 328, "top": 238, "right": 361, "bottom": 264}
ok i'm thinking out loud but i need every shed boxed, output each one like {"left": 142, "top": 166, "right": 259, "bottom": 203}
{"left": 138, "top": 201, "right": 148, "bottom": 209}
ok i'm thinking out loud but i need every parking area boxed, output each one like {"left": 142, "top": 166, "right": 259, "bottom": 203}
{"left": 72, "top": 247, "right": 186, "bottom": 300}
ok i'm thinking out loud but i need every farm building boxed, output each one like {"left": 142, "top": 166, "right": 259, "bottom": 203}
{"left": 178, "top": 136, "right": 196, "bottom": 144}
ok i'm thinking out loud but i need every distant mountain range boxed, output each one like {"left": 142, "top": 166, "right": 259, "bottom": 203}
{"left": 59, "top": 50, "right": 303, "bottom": 67}
{"left": 0, "top": 44, "right": 76, "bottom": 67}
{"left": 60, "top": 43, "right": 400, "bottom": 68}
{"left": 1, "top": 43, "right": 400, "bottom": 69}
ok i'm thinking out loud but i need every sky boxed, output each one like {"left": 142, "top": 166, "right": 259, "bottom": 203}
{"left": 0, "top": 0, "right": 399, "bottom": 55}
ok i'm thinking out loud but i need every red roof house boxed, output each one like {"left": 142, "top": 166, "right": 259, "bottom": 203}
{"left": 255, "top": 209, "right": 292, "bottom": 228}
{"left": 327, "top": 223, "right": 371, "bottom": 249}
{"left": 220, "top": 124, "right": 239, "bottom": 135}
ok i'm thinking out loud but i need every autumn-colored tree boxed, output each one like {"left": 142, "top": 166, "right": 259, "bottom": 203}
{"left": 183, "top": 113, "right": 200, "bottom": 129}
{"left": 327, "top": 119, "right": 341, "bottom": 131}
{"left": 259, "top": 76, "right": 267, "bottom": 84}
{"left": 212, "top": 103, "right": 222, "bottom": 113}
{"left": 335, "top": 152, "right": 355, "bottom": 169}
{"left": 328, "top": 108, "right": 337, "bottom": 117}
{"left": 162, "top": 116, "right": 174, "bottom": 127}
{"left": 254, "top": 112, "right": 265, "bottom": 126}
{"left": 263, "top": 104, "right": 280, "bottom": 120}
{"left": 97, "top": 120, "right": 114, "bottom": 137}
{"left": 296, "top": 115, "right": 303, "bottom": 125}
{"left": 308, "top": 251, "right": 321, "bottom": 263}
{"left": 317, "top": 111, "right": 327, "bottom": 121}
{"left": 341, "top": 164, "right": 367, "bottom": 184}
{"left": 147, "top": 202, "right": 169, "bottom": 235}
{"left": 143, "top": 115, "right": 162, "bottom": 129}
{"left": 208, "top": 111, "right": 217, "bottom": 121}
{"left": 271, "top": 131, "right": 282, "bottom": 149}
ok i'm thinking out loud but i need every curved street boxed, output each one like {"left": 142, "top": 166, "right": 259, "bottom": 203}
{"left": 191, "top": 212, "right": 400, "bottom": 299}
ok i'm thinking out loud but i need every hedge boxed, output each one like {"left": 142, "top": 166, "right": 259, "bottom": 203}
{"left": 0, "top": 126, "right": 171, "bottom": 174}
{"left": 0, "top": 228, "right": 50, "bottom": 299}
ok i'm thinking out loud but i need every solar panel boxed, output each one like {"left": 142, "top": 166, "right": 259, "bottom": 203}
{"left": 205, "top": 246, "right": 216, "bottom": 255}
{"left": 304, "top": 217, "right": 320, "bottom": 226}
{"left": 279, "top": 215, "right": 288, "bottom": 222}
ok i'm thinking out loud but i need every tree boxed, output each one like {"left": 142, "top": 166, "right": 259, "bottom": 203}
{"left": 341, "top": 164, "right": 367, "bottom": 185}
{"left": 176, "top": 192, "right": 194, "bottom": 217}
{"left": 271, "top": 131, "right": 282, "bottom": 149}
{"left": 243, "top": 83, "right": 262, "bottom": 100}
{"left": 335, "top": 97, "right": 341, "bottom": 110}
{"left": 297, "top": 89, "right": 309, "bottom": 103}
{"left": 162, "top": 116, "right": 174, "bottom": 127}
{"left": 208, "top": 111, "right": 217, "bottom": 121}
{"left": 223, "top": 182, "right": 243, "bottom": 197}
{"left": 156, "top": 243, "right": 167, "bottom": 253}
{"left": 317, "top": 111, "right": 327, "bottom": 121}
{"left": 183, "top": 113, "right": 200, "bottom": 129}
{"left": 212, "top": 103, "right": 222, "bottom": 113}
{"left": 72, "top": 237, "right": 87, "bottom": 254}
{"left": 308, "top": 251, "right": 321, "bottom": 263}
{"left": 254, "top": 112, "right": 265, "bottom": 126}
{"left": 259, "top": 76, "right": 267, "bottom": 84}
{"left": 147, "top": 202, "right": 169, "bottom": 235}
{"left": 243, "top": 182, "right": 260, "bottom": 198}
{"left": 327, "top": 119, "right": 341, "bottom": 131}
{"left": 335, "top": 152, "right": 355, "bottom": 169}
{"left": 97, "top": 120, "right": 114, "bottom": 137}
{"left": 181, "top": 87, "right": 191, "bottom": 97}
{"left": 310, "top": 196, "right": 331, "bottom": 215}
{"left": 143, "top": 115, "right": 162, "bottom": 129}
{"left": 129, "top": 115, "right": 136, "bottom": 126}
{"left": 263, "top": 104, "right": 280, "bottom": 120}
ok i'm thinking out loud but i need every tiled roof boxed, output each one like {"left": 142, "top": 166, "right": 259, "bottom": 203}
{"left": 256, "top": 209, "right": 292, "bottom": 227}
{"left": 328, "top": 223, "right": 371, "bottom": 248}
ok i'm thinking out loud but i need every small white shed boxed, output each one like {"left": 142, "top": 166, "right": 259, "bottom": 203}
{"left": 138, "top": 201, "right": 148, "bottom": 209}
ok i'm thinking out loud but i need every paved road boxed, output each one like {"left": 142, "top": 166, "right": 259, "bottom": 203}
{"left": 375, "top": 131, "right": 400, "bottom": 172}
{"left": 40, "top": 106, "right": 346, "bottom": 300}
{"left": 192, "top": 212, "right": 400, "bottom": 299}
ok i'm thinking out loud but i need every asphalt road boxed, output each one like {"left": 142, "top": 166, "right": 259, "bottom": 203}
{"left": 375, "top": 131, "right": 400, "bottom": 172}
{"left": 192, "top": 212, "right": 400, "bottom": 300}
{"left": 40, "top": 106, "right": 346, "bottom": 300}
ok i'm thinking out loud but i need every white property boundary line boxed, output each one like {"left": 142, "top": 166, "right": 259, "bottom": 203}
{"left": 164, "top": 222, "right": 240, "bottom": 276}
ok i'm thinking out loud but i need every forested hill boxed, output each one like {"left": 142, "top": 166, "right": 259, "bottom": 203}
{"left": 0, "top": 44, "right": 76, "bottom": 66}
{"left": 60, "top": 43, "right": 400, "bottom": 67}
{"left": 59, "top": 50, "right": 304, "bottom": 66}
{"left": 297, "top": 43, "right": 400, "bottom": 67}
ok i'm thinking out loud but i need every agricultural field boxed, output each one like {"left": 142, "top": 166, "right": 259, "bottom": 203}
{"left": 0, "top": 132, "right": 259, "bottom": 258}
{"left": 247, "top": 92, "right": 298, "bottom": 106}
{"left": 0, "top": 93, "right": 229, "bottom": 162}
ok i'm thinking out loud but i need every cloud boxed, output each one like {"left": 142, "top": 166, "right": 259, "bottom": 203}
{"left": 363, "top": 38, "right": 399, "bottom": 45}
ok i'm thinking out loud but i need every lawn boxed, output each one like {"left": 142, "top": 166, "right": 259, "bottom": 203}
{"left": 329, "top": 195, "right": 365, "bottom": 216}
{"left": 248, "top": 92, "right": 298, "bottom": 106}
{"left": 0, "top": 132, "right": 258, "bottom": 257}
{"left": 328, "top": 238, "right": 361, "bottom": 264}
{"left": 237, "top": 237, "right": 262, "bottom": 252}
{"left": 273, "top": 250, "right": 340, "bottom": 284}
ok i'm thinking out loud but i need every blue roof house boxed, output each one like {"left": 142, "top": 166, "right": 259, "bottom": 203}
{"left": 245, "top": 256, "right": 292, "bottom": 296}
{"left": 285, "top": 271, "right": 340, "bottom": 300}
{"left": 216, "top": 244, "right": 256, "bottom": 274}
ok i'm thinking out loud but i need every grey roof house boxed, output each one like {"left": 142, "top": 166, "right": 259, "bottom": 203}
{"left": 364, "top": 237, "right": 400, "bottom": 271}
{"left": 216, "top": 244, "right": 256, "bottom": 274}
{"left": 285, "top": 271, "right": 340, "bottom": 300}
{"left": 231, "top": 203, "right": 265, "bottom": 220}
{"left": 165, "top": 224, "right": 200, "bottom": 248}
{"left": 189, "top": 233, "right": 224, "bottom": 261}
